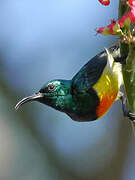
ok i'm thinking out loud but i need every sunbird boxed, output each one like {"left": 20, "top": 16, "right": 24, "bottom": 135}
{"left": 15, "top": 47, "right": 134, "bottom": 121}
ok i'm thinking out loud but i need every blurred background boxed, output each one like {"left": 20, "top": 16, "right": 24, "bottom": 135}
{"left": 0, "top": 0, "right": 134, "bottom": 180}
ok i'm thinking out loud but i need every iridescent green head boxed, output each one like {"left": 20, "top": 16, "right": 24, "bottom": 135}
{"left": 15, "top": 79, "right": 72, "bottom": 112}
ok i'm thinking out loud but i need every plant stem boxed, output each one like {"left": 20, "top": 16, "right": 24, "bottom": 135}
{"left": 119, "top": 0, "right": 135, "bottom": 133}
{"left": 123, "top": 45, "right": 135, "bottom": 113}
{"left": 122, "top": 45, "right": 135, "bottom": 132}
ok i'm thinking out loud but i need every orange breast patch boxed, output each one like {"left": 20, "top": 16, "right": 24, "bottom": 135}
{"left": 96, "top": 92, "right": 117, "bottom": 118}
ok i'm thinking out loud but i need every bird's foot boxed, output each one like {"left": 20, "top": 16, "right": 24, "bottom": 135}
{"left": 127, "top": 111, "right": 135, "bottom": 122}
{"left": 119, "top": 93, "right": 135, "bottom": 122}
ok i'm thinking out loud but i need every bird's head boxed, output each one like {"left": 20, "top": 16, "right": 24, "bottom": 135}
{"left": 15, "top": 79, "right": 72, "bottom": 111}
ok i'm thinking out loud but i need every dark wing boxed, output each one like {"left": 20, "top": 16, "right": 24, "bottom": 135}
{"left": 71, "top": 50, "right": 108, "bottom": 95}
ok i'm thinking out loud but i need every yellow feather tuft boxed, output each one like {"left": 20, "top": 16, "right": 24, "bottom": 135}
{"left": 93, "top": 48, "right": 123, "bottom": 118}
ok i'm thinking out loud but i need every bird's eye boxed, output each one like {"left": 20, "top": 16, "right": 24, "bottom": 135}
{"left": 48, "top": 84, "right": 56, "bottom": 92}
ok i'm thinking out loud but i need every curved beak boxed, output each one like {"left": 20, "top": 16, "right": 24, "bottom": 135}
{"left": 15, "top": 92, "right": 43, "bottom": 111}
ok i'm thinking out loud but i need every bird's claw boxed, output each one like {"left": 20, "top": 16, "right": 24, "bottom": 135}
{"left": 120, "top": 93, "right": 135, "bottom": 122}
{"left": 127, "top": 111, "right": 135, "bottom": 122}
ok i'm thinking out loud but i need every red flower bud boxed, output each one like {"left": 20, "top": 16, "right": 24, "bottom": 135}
{"left": 98, "top": 0, "right": 110, "bottom": 6}
{"left": 96, "top": 27, "right": 110, "bottom": 35}
{"left": 130, "top": 4, "right": 135, "bottom": 22}
{"left": 119, "top": 11, "right": 131, "bottom": 28}
{"left": 96, "top": 20, "right": 121, "bottom": 35}
{"left": 119, "top": 7, "right": 135, "bottom": 27}
{"left": 128, "top": 0, "right": 135, "bottom": 6}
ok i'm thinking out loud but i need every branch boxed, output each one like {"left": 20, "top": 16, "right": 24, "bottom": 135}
{"left": 119, "top": 0, "right": 135, "bottom": 133}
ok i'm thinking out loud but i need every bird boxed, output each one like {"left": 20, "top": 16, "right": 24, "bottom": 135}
{"left": 15, "top": 47, "right": 124, "bottom": 122}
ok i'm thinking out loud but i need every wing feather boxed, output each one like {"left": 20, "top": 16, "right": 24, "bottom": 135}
{"left": 72, "top": 49, "right": 108, "bottom": 94}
